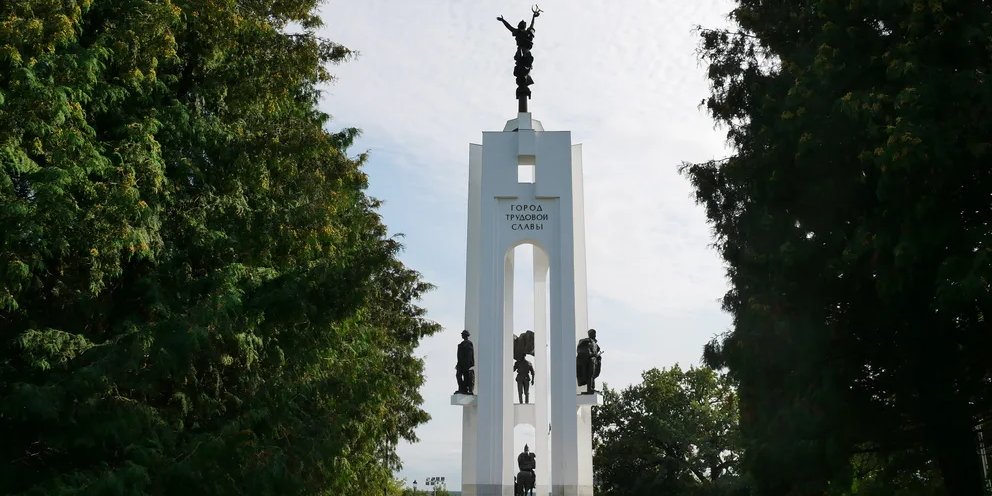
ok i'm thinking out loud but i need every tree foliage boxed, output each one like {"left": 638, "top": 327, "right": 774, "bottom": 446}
{"left": 685, "top": 1, "right": 992, "bottom": 494}
{"left": 0, "top": 1, "right": 438, "bottom": 494}
{"left": 592, "top": 366, "right": 746, "bottom": 496}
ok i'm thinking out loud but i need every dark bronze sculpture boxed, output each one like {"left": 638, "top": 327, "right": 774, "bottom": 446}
{"left": 513, "top": 330, "right": 535, "bottom": 361}
{"left": 497, "top": 5, "right": 542, "bottom": 113}
{"left": 456, "top": 330, "right": 475, "bottom": 395}
{"left": 576, "top": 328, "right": 602, "bottom": 394}
{"left": 514, "top": 357, "right": 535, "bottom": 404}
{"left": 516, "top": 445, "right": 536, "bottom": 496}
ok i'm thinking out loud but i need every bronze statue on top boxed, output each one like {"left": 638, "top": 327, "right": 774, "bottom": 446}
{"left": 456, "top": 330, "right": 475, "bottom": 394}
{"left": 497, "top": 5, "right": 542, "bottom": 113}
{"left": 576, "top": 328, "right": 602, "bottom": 395}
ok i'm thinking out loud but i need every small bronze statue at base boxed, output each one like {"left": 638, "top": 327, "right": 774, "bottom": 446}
{"left": 516, "top": 445, "right": 536, "bottom": 496}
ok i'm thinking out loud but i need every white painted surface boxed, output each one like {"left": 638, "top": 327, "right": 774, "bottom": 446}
{"left": 455, "top": 113, "right": 595, "bottom": 495}
{"left": 452, "top": 394, "right": 478, "bottom": 406}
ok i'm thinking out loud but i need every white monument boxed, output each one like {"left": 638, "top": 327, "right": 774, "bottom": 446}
{"left": 452, "top": 112, "right": 600, "bottom": 496}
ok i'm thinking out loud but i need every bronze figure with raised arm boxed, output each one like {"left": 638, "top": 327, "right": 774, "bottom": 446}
{"left": 497, "top": 5, "right": 540, "bottom": 55}
{"left": 496, "top": 5, "right": 542, "bottom": 112}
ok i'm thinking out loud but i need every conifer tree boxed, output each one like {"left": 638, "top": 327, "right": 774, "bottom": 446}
{"left": 686, "top": 1, "right": 992, "bottom": 494}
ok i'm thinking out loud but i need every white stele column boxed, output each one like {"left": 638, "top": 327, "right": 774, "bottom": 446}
{"left": 533, "top": 247, "right": 550, "bottom": 496}
{"left": 454, "top": 113, "right": 598, "bottom": 496}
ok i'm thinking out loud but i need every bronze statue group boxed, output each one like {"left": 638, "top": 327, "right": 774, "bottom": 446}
{"left": 454, "top": 327, "right": 602, "bottom": 494}
{"left": 454, "top": 328, "right": 602, "bottom": 398}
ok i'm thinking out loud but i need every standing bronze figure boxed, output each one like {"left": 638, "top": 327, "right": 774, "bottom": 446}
{"left": 576, "top": 328, "right": 602, "bottom": 394}
{"left": 456, "top": 330, "right": 475, "bottom": 394}
{"left": 514, "top": 357, "right": 535, "bottom": 404}
{"left": 497, "top": 5, "right": 542, "bottom": 112}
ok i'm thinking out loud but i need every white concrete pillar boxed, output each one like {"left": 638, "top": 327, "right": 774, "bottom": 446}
{"left": 459, "top": 142, "right": 483, "bottom": 492}
{"left": 533, "top": 248, "right": 550, "bottom": 496}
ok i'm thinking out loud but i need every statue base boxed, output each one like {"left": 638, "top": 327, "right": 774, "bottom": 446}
{"left": 576, "top": 392, "right": 602, "bottom": 407}
{"left": 459, "top": 484, "right": 513, "bottom": 496}
{"left": 460, "top": 483, "right": 592, "bottom": 496}
{"left": 551, "top": 484, "right": 595, "bottom": 496}
{"left": 451, "top": 393, "right": 478, "bottom": 406}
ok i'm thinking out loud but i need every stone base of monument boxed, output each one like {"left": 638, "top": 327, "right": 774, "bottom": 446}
{"left": 551, "top": 484, "right": 595, "bottom": 496}
{"left": 458, "top": 484, "right": 513, "bottom": 496}
{"left": 451, "top": 393, "right": 477, "bottom": 406}
{"left": 460, "top": 484, "right": 592, "bottom": 496}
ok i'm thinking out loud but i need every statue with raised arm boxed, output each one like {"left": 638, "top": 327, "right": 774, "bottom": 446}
{"left": 456, "top": 330, "right": 475, "bottom": 394}
{"left": 576, "top": 328, "right": 602, "bottom": 395}
{"left": 497, "top": 5, "right": 542, "bottom": 112}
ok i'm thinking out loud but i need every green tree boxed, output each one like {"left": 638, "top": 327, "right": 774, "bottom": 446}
{"left": 0, "top": 1, "right": 437, "bottom": 494}
{"left": 843, "top": 451, "right": 943, "bottom": 496}
{"left": 592, "top": 366, "right": 746, "bottom": 496}
{"left": 383, "top": 477, "right": 409, "bottom": 496}
{"left": 685, "top": 1, "right": 992, "bottom": 494}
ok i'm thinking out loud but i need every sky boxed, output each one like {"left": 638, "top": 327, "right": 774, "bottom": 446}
{"left": 315, "top": 0, "right": 736, "bottom": 490}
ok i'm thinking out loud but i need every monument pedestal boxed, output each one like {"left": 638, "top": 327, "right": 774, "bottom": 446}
{"left": 455, "top": 113, "right": 596, "bottom": 496}
{"left": 576, "top": 393, "right": 602, "bottom": 407}
{"left": 451, "top": 394, "right": 477, "bottom": 406}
